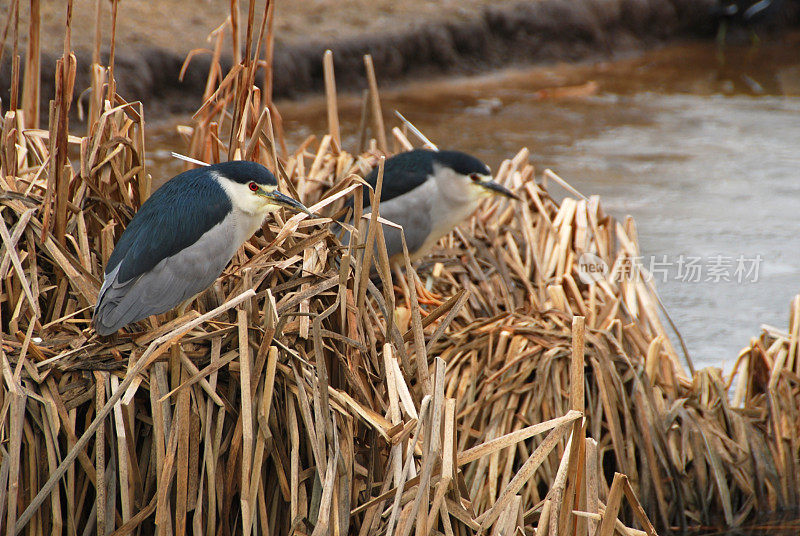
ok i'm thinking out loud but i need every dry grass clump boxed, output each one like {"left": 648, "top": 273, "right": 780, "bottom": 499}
{"left": 1, "top": 1, "right": 799, "bottom": 535}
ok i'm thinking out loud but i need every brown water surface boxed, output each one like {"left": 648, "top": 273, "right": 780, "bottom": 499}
{"left": 148, "top": 35, "right": 800, "bottom": 371}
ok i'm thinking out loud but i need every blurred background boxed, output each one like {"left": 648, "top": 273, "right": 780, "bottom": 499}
{"left": 3, "top": 0, "right": 800, "bottom": 371}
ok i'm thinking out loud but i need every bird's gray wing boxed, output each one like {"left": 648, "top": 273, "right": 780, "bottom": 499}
{"left": 93, "top": 218, "right": 239, "bottom": 335}
{"left": 365, "top": 190, "right": 433, "bottom": 261}
{"left": 106, "top": 170, "right": 232, "bottom": 283}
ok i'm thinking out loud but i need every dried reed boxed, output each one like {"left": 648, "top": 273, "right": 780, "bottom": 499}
{"left": 1, "top": 2, "right": 798, "bottom": 535}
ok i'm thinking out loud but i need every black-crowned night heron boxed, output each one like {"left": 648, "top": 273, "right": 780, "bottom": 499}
{"left": 342, "top": 149, "right": 518, "bottom": 264}
{"left": 93, "top": 160, "right": 310, "bottom": 336}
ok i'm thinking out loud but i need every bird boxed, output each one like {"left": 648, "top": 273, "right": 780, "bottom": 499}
{"left": 93, "top": 160, "right": 310, "bottom": 336}
{"left": 340, "top": 149, "right": 518, "bottom": 265}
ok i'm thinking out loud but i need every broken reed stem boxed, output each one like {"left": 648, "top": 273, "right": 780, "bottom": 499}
{"left": 9, "top": 0, "right": 20, "bottom": 112}
{"left": 92, "top": 0, "right": 101, "bottom": 64}
{"left": 262, "top": 0, "right": 275, "bottom": 108}
{"left": 107, "top": 0, "right": 118, "bottom": 100}
{"left": 323, "top": 49, "right": 341, "bottom": 149}
{"left": 571, "top": 315, "right": 585, "bottom": 412}
{"left": 22, "top": 0, "right": 41, "bottom": 129}
{"left": 363, "top": 54, "right": 388, "bottom": 153}
{"left": 52, "top": 0, "right": 76, "bottom": 246}
{"left": 599, "top": 473, "right": 626, "bottom": 536}
{"left": 243, "top": 0, "right": 256, "bottom": 66}
{"left": 230, "top": 0, "right": 240, "bottom": 65}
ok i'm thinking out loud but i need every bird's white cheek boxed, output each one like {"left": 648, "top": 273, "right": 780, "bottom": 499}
{"left": 244, "top": 195, "right": 270, "bottom": 215}
{"left": 471, "top": 184, "right": 491, "bottom": 202}
{"left": 232, "top": 188, "right": 272, "bottom": 216}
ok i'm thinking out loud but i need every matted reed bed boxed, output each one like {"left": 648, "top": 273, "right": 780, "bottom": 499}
{"left": 1, "top": 1, "right": 799, "bottom": 535}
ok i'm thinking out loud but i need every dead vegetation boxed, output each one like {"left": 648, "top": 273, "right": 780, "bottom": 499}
{"left": 1, "top": 1, "right": 799, "bottom": 535}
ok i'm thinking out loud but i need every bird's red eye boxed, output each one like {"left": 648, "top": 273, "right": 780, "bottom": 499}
{"left": 470, "top": 173, "right": 481, "bottom": 182}
{"left": 248, "top": 181, "right": 259, "bottom": 192}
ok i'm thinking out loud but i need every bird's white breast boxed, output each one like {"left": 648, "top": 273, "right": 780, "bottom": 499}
{"left": 369, "top": 175, "right": 483, "bottom": 261}
{"left": 418, "top": 186, "right": 482, "bottom": 259}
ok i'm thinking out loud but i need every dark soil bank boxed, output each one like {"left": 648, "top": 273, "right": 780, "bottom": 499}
{"left": 2, "top": 0, "right": 798, "bottom": 114}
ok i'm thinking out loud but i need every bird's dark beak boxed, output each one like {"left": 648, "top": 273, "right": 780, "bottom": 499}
{"left": 264, "top": 189, "right": 313, "bottom": 215}
{"left": 481, "top": 180, "right": 519, "bottom": 200}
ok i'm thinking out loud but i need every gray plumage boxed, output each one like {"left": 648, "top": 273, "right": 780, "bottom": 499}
{"left": 94, "top": 211, "right": 250, "bottom": 336}
{"left": 347, "top": 149, "right": 490, "bottom": 209}
{"left": 104, "top": 166, "right": 235, "bottom": 284}
{"left": 93, "top": 160, "right": 308, "bottom": 336}
{"left": 369, "top": 178, "right": 436, "bottom": 260}
{"left": 340, "top": 149, "right": 516, "bottom": 263}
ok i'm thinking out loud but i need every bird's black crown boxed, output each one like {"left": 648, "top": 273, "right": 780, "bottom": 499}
{"left": 351, "top": 149, "right": 492, "bottom": 209}
{"left": 432, "top": 150, "right": 491, "bottom": 176}
{"left": 209, "top": 160, "right": 277, "bottom": 186}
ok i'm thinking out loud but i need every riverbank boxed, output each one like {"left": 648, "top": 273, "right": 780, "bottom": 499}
{"left": 5, "top": 0, "right": 798, "bottom": 116}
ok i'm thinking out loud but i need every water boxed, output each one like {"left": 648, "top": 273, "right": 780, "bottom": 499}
{"left": 148, "top": 35, "right": 800, "bottom": 372}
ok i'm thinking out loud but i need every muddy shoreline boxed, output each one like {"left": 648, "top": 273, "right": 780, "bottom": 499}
{"left": 2, "top": 0, "right": 798, "bottom": 115}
